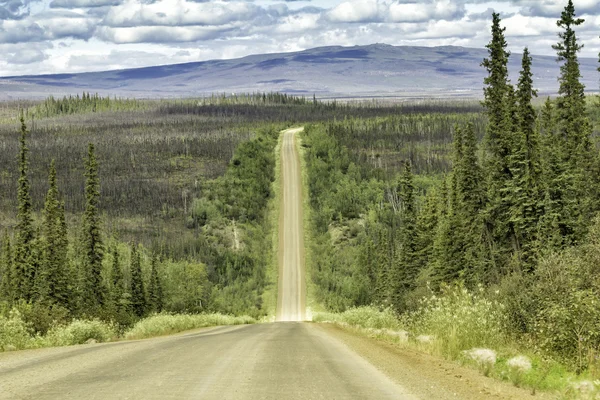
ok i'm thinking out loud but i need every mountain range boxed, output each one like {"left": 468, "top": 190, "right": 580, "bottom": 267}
{"left": 1, "top": 44, "right": 598, "bottom": 99}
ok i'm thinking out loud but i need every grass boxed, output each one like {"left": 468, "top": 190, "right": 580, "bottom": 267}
{"left": 0, "top": 310, "right": 255, "bottom": 352}
{"left": 124, "top": 313, "right": 256, "bottom": 340}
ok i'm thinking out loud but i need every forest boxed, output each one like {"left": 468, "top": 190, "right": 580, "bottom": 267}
{"left": 306, "top": 1, "right": 600, "bottom": 392}
{"left": 0, "top": 88, "right": 458, "bottom": 345}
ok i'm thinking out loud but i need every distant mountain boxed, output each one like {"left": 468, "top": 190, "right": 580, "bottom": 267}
{"left": 0, "top": 44, "right": 598, "bottom": 99}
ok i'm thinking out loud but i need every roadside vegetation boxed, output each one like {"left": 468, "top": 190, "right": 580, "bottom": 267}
{"left": 308, "top": 2, "right": 600, "bottom": 397}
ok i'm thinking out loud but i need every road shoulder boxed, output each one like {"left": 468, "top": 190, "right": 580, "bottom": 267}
{"left": 316, "top": 323, "right": 551, "bottom": 400}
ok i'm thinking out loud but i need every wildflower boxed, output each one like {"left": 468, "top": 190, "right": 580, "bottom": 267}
{"left": 506, "top": 355, "right": 532, "bottom": 372}
{"left": 465, "top": 348, "right": 497, "bottom": 365}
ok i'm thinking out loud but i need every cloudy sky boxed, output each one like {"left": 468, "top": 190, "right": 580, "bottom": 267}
{"left": 0, "top": 0, "right": 598, "bottom": 76}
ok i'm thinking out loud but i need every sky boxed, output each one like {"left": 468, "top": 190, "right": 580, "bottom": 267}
{"left": 0, "top": 0, "right": 598, "bottom": 76}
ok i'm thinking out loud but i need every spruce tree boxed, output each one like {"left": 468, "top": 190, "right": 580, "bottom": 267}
{"left": 392, "top": 161, "right": 418, "bottom": 309}
{"left": 110, "top": 246, "right": 124, "bottom": 306}
{"left": 515, "top": 49, "right": 543, "bottom": 268}
{"left": 13, "top": 115, "right": 36, "bottom": 302}
{"left": 0, "top": 232, "right": 12, "bottom": 301}
{"left": 453, "top": 124, "right": 486, "bottom": 282}
{"left": 129, "top": 244, "right": 146, "bottom": 317}
{"left": 416, "top": 187, "right": 439, "bottom": 271}
{"left": 38, "top": 160, "right": 70, "bottom": 307}
{"left": 148, "top": 254, "right": 164, "bottom": 313}
{"left": 81, "top": 143, "right": 105, "bottom": 313}
{"left": 549, "top": 0, "right": 594, "bottom": 244}
{"left": 480, "top": 13, "right": 514, "bottom": 272}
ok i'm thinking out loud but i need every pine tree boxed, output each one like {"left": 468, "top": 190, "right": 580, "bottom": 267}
{"left": 416, "top": 186, "right": 439, "bottom": 271}
{"left": 129, "top": 244, "right": 146, "bottom": 317}
{"left": 517, "top": 48, "right": 540, "bottom": 180}
{"left": 148, "top": 254, "right": 164, "bottom": 313}
{"left": 481, "top": 13, "right": 529, "bottom": 277}
{"left": 81, "top": 143, "right": 105, "bottom": 313}
{"left": 38, "top": 160, "right": 70, "bottom": 307}
{"left": 453, "top": 124, "right": 486, "bottom": 282}
{"left": 549, "top": 0, "right": 594, "bottom": 244}
{"left": 12, "top": 115, "right": 36, "bottom": 302}
{"left": 515, "top": 48, "right": 543, "bottom": 269}
{"left": 110, "top": 246, "right": 124, "bottom": 306}
{"left": 0, "top": 232, "right": 12, "bottom": 301}
{"left": 392, "top": 161, "right": 418, "bottom": 309}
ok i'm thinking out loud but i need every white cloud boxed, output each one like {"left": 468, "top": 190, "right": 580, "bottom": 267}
{"left": 0, "top": 0, "right": 599, "bottom": 76}
{"left": 103, "top": 0, "right": 264, "bottom": 27}
{"left": 327, "top": 0, "right": 384, "bottom": 23}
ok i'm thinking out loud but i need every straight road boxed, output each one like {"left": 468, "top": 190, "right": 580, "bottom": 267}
{"left": 276, "top": 127, "right": 306, "bottom": 322}
{"left": 0, "top": 323, "right": 417, "bottom": 399}
{"left": 0, "top": 127, "right": 420, "bottom": 399}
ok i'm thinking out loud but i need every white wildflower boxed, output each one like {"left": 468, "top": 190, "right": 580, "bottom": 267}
{"left": 465, "top": 348, "right": 497, "bottom": 366}
{"left": 507, "top": 355, "right": 532, "bottom": 372}
{"left": 416, "top": 334, "right": 435, "bottom": 344}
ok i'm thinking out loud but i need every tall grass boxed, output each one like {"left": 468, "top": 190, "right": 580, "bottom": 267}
{"left": 408, "top": 285, "right": 507, "bottom": 359}
{"left": 0, "top": 311, "right": 254, "bottom": 352}
{"left": 314, "top": 306, "right": 401, "bottom": 330}
{"left": 124, "top": 313, "right": 256, "bottom": 340}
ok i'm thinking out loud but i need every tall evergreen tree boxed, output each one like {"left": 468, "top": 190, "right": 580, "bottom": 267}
{"left": 38, "top": 160, "right": 70, "bottom": 307}
{"left": 454, "top": 124, "right": 486, "bottom": 282}
{"left": 515, "top": 48, "right": 543, "bottom": 269}
{"left": 148, "top": 254, "right": 164, "bottom": 313}
{"left": 480, "top": 12, "right": 515, "bottom": 275}
{"left": 0, "top": 232, "right": 12, "bottom": 301}
{"left": 110, "top": 246, "right": 124, "bottom": 305}
{"left": 548, "top": 0, "right": 594, "bottom": 245}
{"left": 516, "top": 48, "right": 540, "bottom": 179}
{"left": 12, "top": 115, "right": 36, "bottom": 302}
{"left": 129, "top": 244, "right": 146, "bottom": 317}
{"left": 81, "top": 143, "right": 105, "bottom": 313}
{"left": 392, "top": 161, "right": 418, "bottom": 309}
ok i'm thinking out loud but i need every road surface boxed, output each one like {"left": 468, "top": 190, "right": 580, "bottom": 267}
{"left": 0, "top": 323, "right": 420, "bottom": 399}
{"left": 276, "top": 127, "right": 306, "bottom": 322}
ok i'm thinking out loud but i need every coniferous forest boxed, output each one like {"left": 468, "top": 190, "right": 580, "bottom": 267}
{"left": 0, "top": 0, "right": 599, "bottom": 393}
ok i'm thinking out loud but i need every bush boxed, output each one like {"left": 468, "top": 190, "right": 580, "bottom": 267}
{"left": 313, "top": 306, "right": 401, "bottom": 330}
{"left": 42, "top": 319, "right": 117, "bottom": 347}
{"left": 124, "top": 313, "right": 255, "bottom": 340}
{"left": 12, "top": 301, "right": 70, "bottom": 335}
{"left": 408, "top": 284, "right": 507, "bottom": 359}
{"left": 0, "top": 309, "right": 33, "bottom": 351}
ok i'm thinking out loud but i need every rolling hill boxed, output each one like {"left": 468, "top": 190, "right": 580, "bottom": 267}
{"left": 1, "top": 44, "right": 598, "bottom": 99}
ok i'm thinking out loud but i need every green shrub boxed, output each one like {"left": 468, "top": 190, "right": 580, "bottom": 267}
{"left": 12, "top": 301, "right": 70, "bottom": 335}
{"left": 43, "top": 319, "right": 117, "bottom": 346}
{"left": 0, "top": 309, "right": 33, "bottom": 351}
{"left": 124, "top": 313, "right": 255, "bottom": 340}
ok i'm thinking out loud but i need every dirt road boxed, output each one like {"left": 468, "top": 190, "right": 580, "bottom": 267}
{"left": 276, "top": 127, "right": 306, "bottom": 322}
{"left": 0, "top": 323, "right": 419, "bottom": 400}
